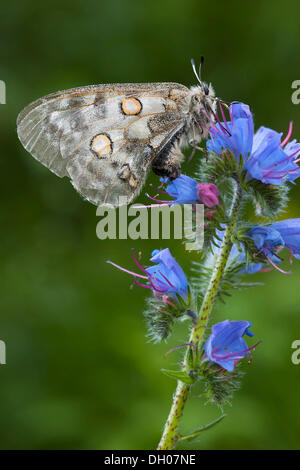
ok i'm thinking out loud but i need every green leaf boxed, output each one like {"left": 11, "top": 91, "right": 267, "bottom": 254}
{"left": 160, "top": 369, "right": 195, "bottom": 384}
{"left": 177, "top": 414, "right": 226, "bottom": 442}
{"left": 247, "top": 179, "right": 289, "bottom": 219}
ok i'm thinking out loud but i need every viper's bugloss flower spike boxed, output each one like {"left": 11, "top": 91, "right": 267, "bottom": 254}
{"left": 107, "top": 248, "right": 189, "bottom": 302}
{"left": 248, "top": 218, "right": 300, "bottom": 272}
{"left": 207, "top": 102, "right": 300, "bottom": 185}
{"left": 147, "top": 174, "right": 219, "bottom": 208}
{"left": 204, "top": 320, "right": 261, "bottom": 372}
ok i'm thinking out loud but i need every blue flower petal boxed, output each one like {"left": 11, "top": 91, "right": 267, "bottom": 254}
{"left": 166, "top": 174, "right": 199, "bottom": 204}
{"left": 271, "top": 219, "right": 300, "bottom": 258}
{"left": 147, "top": 248, "right": 188, "bottom": 299}
{"left": 204, "top": 320, "right": 255, "bottom": 371}
{"left": 207, "top": 103, "right": 300, "bottom": 185}
{"left": 207, "top": 102, "right": 253, "bottom": 160}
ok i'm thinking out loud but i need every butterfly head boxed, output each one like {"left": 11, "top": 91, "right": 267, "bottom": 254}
{"left": 188, "top": 84, "right": 216, "bottom": 140}
{"left": 189, "top": 57, "right": 217, "bottom": 136}
{"left": 190, "top": 83, "right": 216, "bottom": 113}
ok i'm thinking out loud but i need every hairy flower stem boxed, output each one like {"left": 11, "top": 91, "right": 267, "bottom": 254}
{"left": 157, "top": 180, "right": 242, "bottom": 450}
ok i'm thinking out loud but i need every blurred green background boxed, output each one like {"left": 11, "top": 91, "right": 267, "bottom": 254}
{"left": 1, "top": 0, "right": 300, "bottom": 450}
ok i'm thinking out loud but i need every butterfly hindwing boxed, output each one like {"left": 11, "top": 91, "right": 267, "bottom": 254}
{"left": 17, "top": 83, "right": 190, "bottom": 206}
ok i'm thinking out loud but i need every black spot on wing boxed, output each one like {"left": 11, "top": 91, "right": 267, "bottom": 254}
{"left": 110, "top": 160, "right": 119, "bottom": 169}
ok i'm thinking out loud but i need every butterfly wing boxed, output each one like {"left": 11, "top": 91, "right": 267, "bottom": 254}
{"left": 17, "top": 83, "right": 190, "bottom": 206}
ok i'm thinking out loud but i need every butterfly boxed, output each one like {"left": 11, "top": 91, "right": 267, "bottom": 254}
{"left": 17, "top": 59, "right": 217, "bottom": 207}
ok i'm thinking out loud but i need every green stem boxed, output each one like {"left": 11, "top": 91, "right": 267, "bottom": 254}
{"left": 157, "top": 180, "right": 242, "bottom": 450}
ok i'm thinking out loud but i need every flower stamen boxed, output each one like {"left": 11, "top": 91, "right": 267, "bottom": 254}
{"left": 106, "top": 260, "right": 148, "bottom": 279}
{"left": 218, "top": 100, "right": 230, "bottom": 133}
{"left": 266, "top": 254, "right": 292, "bottom": 274}
{"left": 164, "top": 342, "right": 196, "bottom": 358}
{"left": 281, "top": 121, "right": 293, "bottom": 147}
{"left": 213, "top": 340, "right": 262, "bottom": 360}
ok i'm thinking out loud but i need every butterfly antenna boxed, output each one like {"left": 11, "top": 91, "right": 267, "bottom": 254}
{"left": 199, "top": 55, "right": 204, "bottom": 82}
{"left": 191, "top": 58, "right": 201, "bottom": 85}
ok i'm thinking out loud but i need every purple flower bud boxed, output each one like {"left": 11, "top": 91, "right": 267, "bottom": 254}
{"left": 204, "top": 320, "right": 260, "bottom": 372}
{"left": 197, "top": 183, "right": 219, "bottom": 208}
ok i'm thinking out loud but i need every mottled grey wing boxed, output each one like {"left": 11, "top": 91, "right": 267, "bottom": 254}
{"left": 17, "top": 83, "right": 190, "bottom": 206}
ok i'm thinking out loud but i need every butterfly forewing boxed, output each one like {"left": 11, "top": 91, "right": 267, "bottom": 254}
{"left": 17, "top": 83, "right": 190, "bottom": 206}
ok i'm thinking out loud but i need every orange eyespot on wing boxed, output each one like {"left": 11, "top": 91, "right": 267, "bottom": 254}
{"left": 121, "top": 97, "right": 142, "bottom": 115}
{"left": 90, "top": 133, "right": 112, "bottom": 158}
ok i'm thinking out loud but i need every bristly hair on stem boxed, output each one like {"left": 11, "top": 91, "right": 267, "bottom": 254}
{"left": 201, "top": 362, "right": 245, "bottom": 407}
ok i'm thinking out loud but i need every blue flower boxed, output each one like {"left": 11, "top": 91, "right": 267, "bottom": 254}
{"left": 248, "top": 219, "right": 300, "bottom": 270}
{"left": 207, "top": 102, "right": 254, "bottom": 160}
{"left": 107, "top": 248, "right": 188, "bottom": 301}
{"left": 248, "top": 225, "right": 283, "bottom": 265}
{"left": 245, "top": 126, "right": 300, "bottom": 184}
{"left": 146, "top": 249, "right": 188, "bottom": 300}
{"left": 214, "top": 220, "right": 300, "bottom": 275}
{"left": 147, "top": 175, "right": 219, "bottom": 208}
{"left": 166, "top": 174, "right": 199, "bottom": 204}
{"left": 204, "top": 320, "right": 260, "bottom": 372}
{"left": 207, "top": 102, "right": 300, "bottom": 185}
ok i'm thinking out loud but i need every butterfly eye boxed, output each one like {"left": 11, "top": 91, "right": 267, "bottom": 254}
{"left": 203, "top": 85, "right": 209, "bottom": 96}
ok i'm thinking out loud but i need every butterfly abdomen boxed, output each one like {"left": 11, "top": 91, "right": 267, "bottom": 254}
{"left": 151, "top": 127, "right": 187, "bottom": 180}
